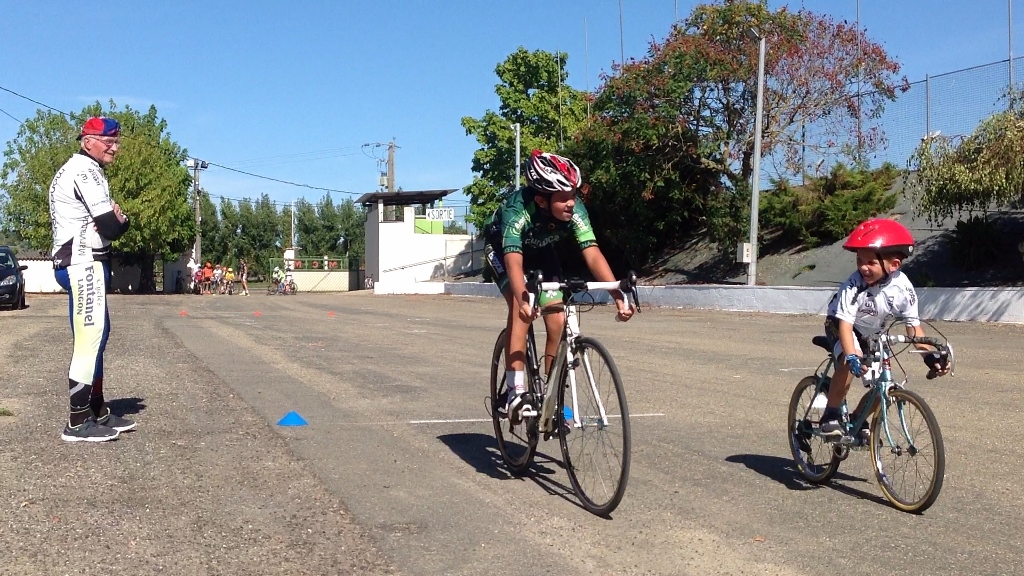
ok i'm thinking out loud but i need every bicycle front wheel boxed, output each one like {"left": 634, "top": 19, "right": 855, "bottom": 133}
{"left": 871, "top": 387, "right": 945, "bottom": 513}
{"left": 788, "top": 375, "right": 842, "bottom": 483}
{"left": 490, "top": 329, "right": 537, "bottom": 474}
{"left": 558, "top": 336, "right": 631, "bottom": 516}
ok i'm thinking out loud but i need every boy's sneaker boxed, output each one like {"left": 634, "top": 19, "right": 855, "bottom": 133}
{"left": 819, "top": 409, "right": 845, "bottom": 437}
{"left": 96, "top": 409, "right": 137, "bottom": 432}
{"left": 61, "top": 418, "right": 119, "bottom": 443}
{"left": 505, "top": 392, "right": 537, "bottom": 425}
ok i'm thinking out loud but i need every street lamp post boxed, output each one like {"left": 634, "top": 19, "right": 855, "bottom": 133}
{"left": 512, "top": 123, "right": 521, "bottom": 189}
{"left": 745, "top": 29, "right": 767, "bottom": 286}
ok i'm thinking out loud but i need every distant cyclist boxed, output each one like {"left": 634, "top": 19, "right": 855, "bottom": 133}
{"left": 48, "top": 116, "right": 137, "bottom": 442}
{"left": 484, "top": 150, "right": 634, "bottom": 423}
{"left": 271, "top": 266, "right": 285, "bottom": 293}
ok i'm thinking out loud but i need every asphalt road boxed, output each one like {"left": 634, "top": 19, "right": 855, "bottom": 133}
{"left": 1, "top": 291, "right": 1022, "bottom": 575}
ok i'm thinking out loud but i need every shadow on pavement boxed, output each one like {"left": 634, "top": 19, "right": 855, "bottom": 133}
{"left": 108, "top": 396, "right": 147, "bottom": 417}
{"left": 726, "top": 453, "right": 891, "bottom": 507}
{"left": 437, "top": 432, "right": 593, "bottom": 514}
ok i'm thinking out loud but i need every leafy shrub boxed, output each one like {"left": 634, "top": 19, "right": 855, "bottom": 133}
{"left": 761, "top": 163, "right": 899, "bottom": 247}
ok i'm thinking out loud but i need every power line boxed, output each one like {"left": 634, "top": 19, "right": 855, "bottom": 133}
{"left": 200, "top": 160, "right": 361, "bottom": 196}
{"left": 0, "top": 83, "right": 370, "bottom": 197}
{"left": 0, "top": 106, "right": 20, "bottom": 124}
{"left": 0, "top": 85, "right": 70, "bottom": 117}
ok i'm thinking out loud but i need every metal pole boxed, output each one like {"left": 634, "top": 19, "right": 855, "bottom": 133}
{"left": 514, "top": 123, "right": 521, "bottom": 189}
{"left": 856, "top": 0, "right": 862, "bottom": 166}
{"left": 1010, "top": 0, "right": 1015, "bottom": 93}
{"left": 747, "top": 35, "right": 767, "bottom": 286}
{"left": 925, "top": 74, "right": 931, "bottom": 137}
{"left": 585, "top": 17, "right": 591, "bottom": 117}
{"left": 618, "top": 0, "right": 625, "bottom": 66}
{"left": 387, "top": 140, "right": 395, "bottom": 193}
{"left": 192, "top": 161, "right": 202, "bottom": 267}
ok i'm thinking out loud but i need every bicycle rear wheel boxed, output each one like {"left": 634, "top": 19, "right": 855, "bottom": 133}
{"left": 788, "top": 376, "right": 841, "bottom": 483}
{"left": 490, "top": 329, "right": 537, "bottom": 474}
{"left": 871, "top": 387, "right": 945, "bottom": 513}
{"left": 558, "top": 336, "right": 631, "bottom": 516}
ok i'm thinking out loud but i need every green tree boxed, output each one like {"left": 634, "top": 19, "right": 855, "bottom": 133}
{"left": 199, "top": 191, "right": 222, "bottom": 265}
{"left": 461, "top": 47, "right": 589, "bottom": 227}
{"left": 0, "top": 102, "right": 194, "bottom": 292}
{"left": 566, "top": 0, "right": 904, "bottom": 268}
{"left": 908, "top": 93, "right": 1024, "bottom": 222}
{"left": 760, "top": 163, "right": 899, "bottom": 247}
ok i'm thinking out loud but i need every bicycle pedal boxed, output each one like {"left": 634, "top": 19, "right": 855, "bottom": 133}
{"left": 835, "top": 435, "right": 856, "bottom": 446}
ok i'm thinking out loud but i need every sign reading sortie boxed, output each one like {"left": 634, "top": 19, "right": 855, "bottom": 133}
{"left": 425, "top": 208, "right": 455, "bottom": 222}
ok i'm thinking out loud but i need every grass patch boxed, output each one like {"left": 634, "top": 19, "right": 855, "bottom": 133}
{"left": 0, "top": 407, "right": 14, "bottom": 417}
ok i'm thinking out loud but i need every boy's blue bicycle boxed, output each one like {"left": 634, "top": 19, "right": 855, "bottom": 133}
{"left": 788, "top": 319, "right": 954, "bottom": 513}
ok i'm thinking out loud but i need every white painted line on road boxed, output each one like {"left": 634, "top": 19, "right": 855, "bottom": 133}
{"left": 779, "top": 366, "right": 818, "bottom": 372}
{"left": 407, "top": 413, "right": 665, "bottom": 425}
{"left": 408, "top": 418, "right": 492, "bottom": 424}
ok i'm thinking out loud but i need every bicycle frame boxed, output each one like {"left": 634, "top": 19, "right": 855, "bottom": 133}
{"left": 808, "top": 333, "right": 927, "bottom": 450}
{"left": 524, "top": 280, "right": 633, "bottom": 437}
{"left": 533, "top": 304, "right": 609, "bottom": 435}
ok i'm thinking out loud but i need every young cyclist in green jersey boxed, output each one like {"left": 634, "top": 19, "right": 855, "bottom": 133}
{"left": 485, "top": 150, "right": 635, "bottom": 422}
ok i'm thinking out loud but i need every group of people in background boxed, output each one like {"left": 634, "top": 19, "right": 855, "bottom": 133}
{"left": 184, "top": 258, "right": 250, "bottom": 296}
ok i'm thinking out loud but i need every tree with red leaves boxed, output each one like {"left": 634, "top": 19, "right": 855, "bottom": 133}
{"left": 569, "top": 0, "right": 906, "bottom": 268}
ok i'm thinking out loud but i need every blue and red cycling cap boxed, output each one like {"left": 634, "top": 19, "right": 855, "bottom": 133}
{"left": 77, "top": 117, "right": 120, "bottom": 140}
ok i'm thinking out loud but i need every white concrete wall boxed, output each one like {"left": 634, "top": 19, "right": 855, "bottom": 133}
{"left": 291, "top": 270, "right": 360, "bottom": 292}
{"left": 440, "top": 282, "right": 1024, "bottom": 324}
{"left": 367, "top": 204, "right": 483, "bottom": 285}
{"left": 20, "top": 259, "right": 63, "bottom": 293}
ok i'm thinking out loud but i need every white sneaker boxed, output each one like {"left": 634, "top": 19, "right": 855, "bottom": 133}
{"left": 505, "top": 392, "right": 537, "bottom": 425}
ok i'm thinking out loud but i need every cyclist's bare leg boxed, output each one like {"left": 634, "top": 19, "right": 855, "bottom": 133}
{"left": 826, "top": 361, "right": 853, "bottom": 409}
{"left": 503, "top": 290, "right": 528, "bottom": 372}
{"left": 541, "top": 306, "right": 565, "bottom": 376}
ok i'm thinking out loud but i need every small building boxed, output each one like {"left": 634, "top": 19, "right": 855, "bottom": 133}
{"left": 358, "top": 189, "right": 484, "bottom": 290}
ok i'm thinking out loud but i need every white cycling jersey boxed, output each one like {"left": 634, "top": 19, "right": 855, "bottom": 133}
{"left": 827, "top": 269, "right": 920, "bottom": 337}
{"left": 49, "top": 152, "right": 119, "bottom": 268}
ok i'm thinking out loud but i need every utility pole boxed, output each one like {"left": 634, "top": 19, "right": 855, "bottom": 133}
{"left": 387, "top": 140, "right": 396, "bottom": 193}
{"left": 290, "top": 199, "right": 296, "bottom": 249}
{"left": 187, "top": 158, "right": 208, "bottom": 265}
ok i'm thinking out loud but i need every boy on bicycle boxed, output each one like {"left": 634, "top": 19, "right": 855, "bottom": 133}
{"left": 820, "top": 218, "right": 950, "bottom": 440}
{"left": 484, "top": 150, "right": 634, "bottom": 423}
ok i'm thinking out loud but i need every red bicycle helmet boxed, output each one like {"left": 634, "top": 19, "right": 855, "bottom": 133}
{"left": 843, "top": 218, "right": 914, "bottom": 256}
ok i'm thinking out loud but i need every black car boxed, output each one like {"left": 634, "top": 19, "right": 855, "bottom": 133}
{"left": 0, "top": 246, "right": 27, "bottom": 310}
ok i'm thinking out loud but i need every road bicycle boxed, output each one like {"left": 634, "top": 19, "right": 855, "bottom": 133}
{"left": 489, "top": 271, "right": 640, "bottom": 516}
{"left": 788, "top": 318, "right": 954, "bottom": 513}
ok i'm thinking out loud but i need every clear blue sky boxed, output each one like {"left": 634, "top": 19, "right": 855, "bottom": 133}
{"left": 1, "top": 1, "right": 1020, "bottom": 213}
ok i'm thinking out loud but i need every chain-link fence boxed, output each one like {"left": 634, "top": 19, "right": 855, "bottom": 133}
{"left": 866, "top": 57, "right": 1023, "bottom": 170}
{"left": 775, "top": 57, "right": 1023, "bottom": 182}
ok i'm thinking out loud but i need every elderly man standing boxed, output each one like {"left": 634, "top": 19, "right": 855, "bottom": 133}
{"left": 49, "top": 116, "right": 136, "bottom": 442}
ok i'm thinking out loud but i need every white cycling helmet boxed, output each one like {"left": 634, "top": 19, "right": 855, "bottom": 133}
{"left": 524, "top": 149, "right": 581, "bottom": 194}
{"left": 274, "top": 266, "right": 280, "bottom": 272}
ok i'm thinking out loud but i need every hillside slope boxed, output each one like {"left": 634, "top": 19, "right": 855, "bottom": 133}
{"left": 643, "top": 180, "right": 1024, "bottom": 288}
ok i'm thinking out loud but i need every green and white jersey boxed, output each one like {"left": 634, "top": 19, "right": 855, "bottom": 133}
{"left": 488, "top": 188, "right": 597, "bottom": 255}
